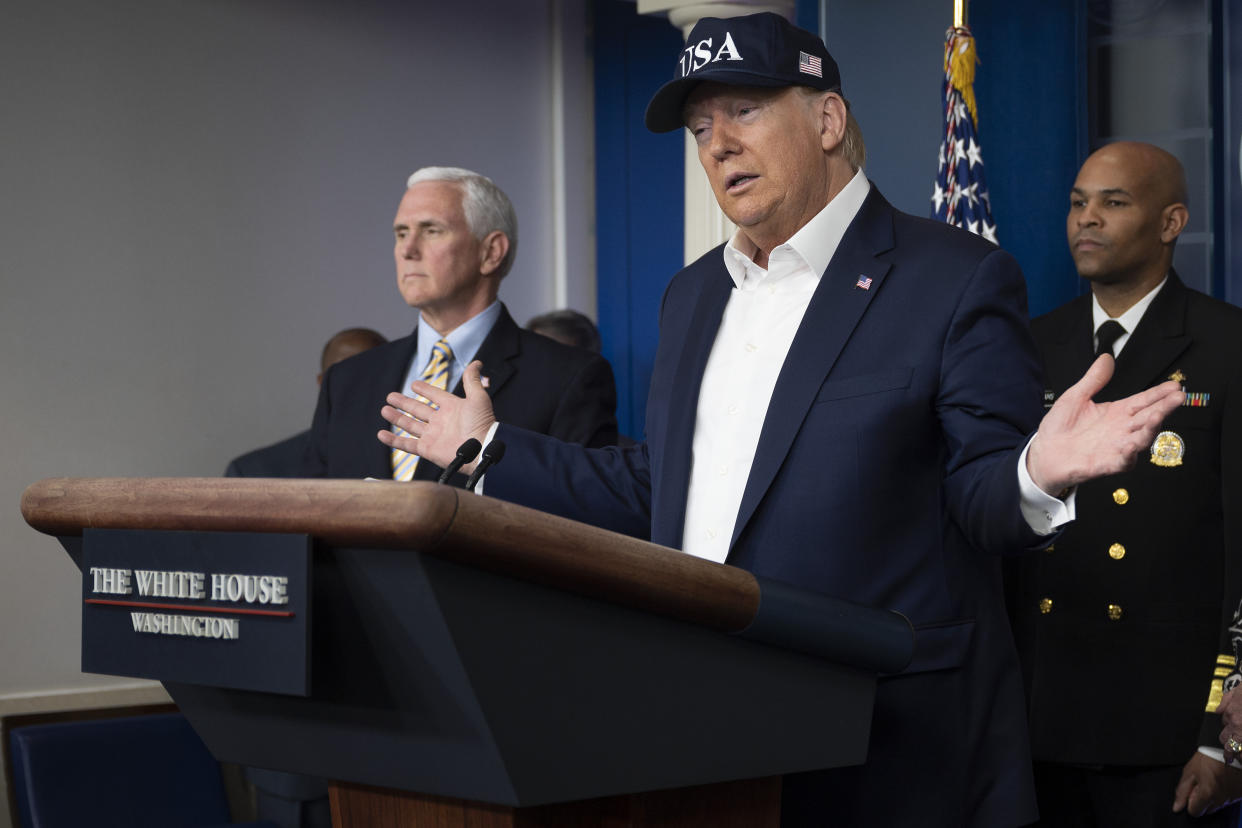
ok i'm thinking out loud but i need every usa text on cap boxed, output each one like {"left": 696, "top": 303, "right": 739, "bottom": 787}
{"left": 644, "top": 12, "right": 842, "bottom": 133}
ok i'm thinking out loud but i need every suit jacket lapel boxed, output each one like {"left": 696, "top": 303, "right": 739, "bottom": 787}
{"left": 373, "top": 330, "right": 420, "bottom": 478}
{"left": 1102, "top": 272, "right": 1191, "bottom": 399}
{"left": 652, "top": 266, "right": 732, "bottom": 548}
{"left": 1040, "top": 296, "right": 1095, "bottom": 395}
{"left": 463, "top": 304, "right": 519, "bottom": 398}
{"left": 728, "top": 189, "right": 894, "bottom": 550}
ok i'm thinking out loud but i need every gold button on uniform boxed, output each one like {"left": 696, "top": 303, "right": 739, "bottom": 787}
{"left": 1113, "top": 488, "right": 1129, "bottom": 505}
{"left": 1039, "top": 598, "right": 1053, "bottom": 614}
{"left": 1109, "top": 543, "right": 1126, "bottom": 560}
{"left": 1107, "top": 604, "right": 1123, "bottom": 621}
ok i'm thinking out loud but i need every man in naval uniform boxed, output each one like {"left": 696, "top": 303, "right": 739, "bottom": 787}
{"left": 1010, "top": 141, "right": 1242, "bottom": 824}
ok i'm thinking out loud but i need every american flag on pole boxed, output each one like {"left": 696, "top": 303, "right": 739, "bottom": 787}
{"left": 931, "top": 26, "right": 997, "bottom": 243}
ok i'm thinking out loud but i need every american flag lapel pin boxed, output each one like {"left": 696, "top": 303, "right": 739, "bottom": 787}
{"left": 855, "top": 275, "right": 873, "bottom": 291}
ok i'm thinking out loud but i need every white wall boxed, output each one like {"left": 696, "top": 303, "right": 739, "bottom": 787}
{"left": 1, "top": 0, "right": 591, "bottom": 708}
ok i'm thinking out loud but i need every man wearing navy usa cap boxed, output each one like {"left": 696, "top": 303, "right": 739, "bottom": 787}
{"left": 380, "top": 13, "right": 1184, "bottom": 826}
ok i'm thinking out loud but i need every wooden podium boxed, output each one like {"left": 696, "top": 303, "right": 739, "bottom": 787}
{"left": 21, "top": 477, "right": 913, "bottom": 828}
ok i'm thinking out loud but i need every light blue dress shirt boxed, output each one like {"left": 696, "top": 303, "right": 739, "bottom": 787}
{"left": 394, "top": 300, "right": 502, "bottom": 424}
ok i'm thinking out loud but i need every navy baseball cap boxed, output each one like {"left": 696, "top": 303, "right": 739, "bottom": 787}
{"left": 644, "top": 12, "right": 842, "bottom": 133}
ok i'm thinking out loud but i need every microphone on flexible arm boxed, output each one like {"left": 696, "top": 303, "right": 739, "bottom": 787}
{"left": 436, "top": 438, "right": 482, "bottom": 484}
{"left": 463, "top": 441, "right": 506, "bottom": 493}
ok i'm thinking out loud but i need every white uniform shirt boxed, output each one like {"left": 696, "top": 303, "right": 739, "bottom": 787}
{"left": 1090, "top": 275, "right": 1167, "bottom": 357}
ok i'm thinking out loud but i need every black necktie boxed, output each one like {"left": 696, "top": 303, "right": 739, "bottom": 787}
{"left": 1095, "top": 319, "right": 1125, "bottom": 357}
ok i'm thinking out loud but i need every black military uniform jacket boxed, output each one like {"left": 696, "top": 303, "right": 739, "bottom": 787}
{"left": 1011, "top": 271, "right": 1242, "bottom": 765}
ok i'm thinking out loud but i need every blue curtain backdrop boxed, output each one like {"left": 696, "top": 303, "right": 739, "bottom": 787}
{"left": 593, "top": 0, "right": 683, "bottom": 441}
{"left": 970, "top": 0, "right": 1085, "bottom": 317}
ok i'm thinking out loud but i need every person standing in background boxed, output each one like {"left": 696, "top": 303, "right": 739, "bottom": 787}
{"left": 1010, "top": 141, "right": 1242, "bottom": 824}
{"left": 305, "top": 166, "right": 618, "bottom": 482}
{"left": 225, "top": 327, "right": 387, "bottom": 477}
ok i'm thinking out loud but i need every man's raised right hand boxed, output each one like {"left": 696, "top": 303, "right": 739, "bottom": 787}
{"left": 378, "top": 359, "right": 497, "bottom": 472}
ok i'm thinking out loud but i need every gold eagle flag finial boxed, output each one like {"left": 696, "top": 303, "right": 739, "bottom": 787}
{"left": 944, "top": 9, "right": 980, "bottom": 129}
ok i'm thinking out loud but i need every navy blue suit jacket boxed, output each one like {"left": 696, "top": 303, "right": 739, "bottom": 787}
{"left": 304, "top": 305, "right": 618, "bottom": 480}
{"left": 486, "top": 190, "right": 1046, "bottom": 826}
{"left": 224, "top": 430, "right": 310, "bottom": 478}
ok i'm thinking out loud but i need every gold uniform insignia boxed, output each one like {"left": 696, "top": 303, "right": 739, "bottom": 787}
{"left": 1150, "top": 431, "right": 1185, "bottom": 467}
{"left": 1169, "top": 370, "right": 1186, "bottom": 383}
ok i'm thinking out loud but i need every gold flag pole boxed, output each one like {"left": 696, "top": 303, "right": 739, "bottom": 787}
{"left": 954, "top": 0, "right": 967, "bottom": 28}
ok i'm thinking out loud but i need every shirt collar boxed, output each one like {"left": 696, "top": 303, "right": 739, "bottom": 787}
{"left": 417, "top": 300, "right": 501, "bottom": 368}
{"left": 722, "top": 168, "right": 872, "bottom": 288}
{"left": 1091, "top": 274, "right": 1168, "bottom": 336}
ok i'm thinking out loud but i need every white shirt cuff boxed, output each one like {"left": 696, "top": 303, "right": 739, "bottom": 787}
{"left": 1017, "top": 436, "right": 1076, "bottom": 536}
{"left": 1199, "top": 746, "right": 1242, "bottom": 768}
{"left": 471, "top": 421, "right": 502, "bottom": 496}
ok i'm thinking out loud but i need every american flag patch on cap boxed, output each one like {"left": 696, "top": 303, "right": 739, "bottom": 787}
{"left": 799, "top": 51, "right": 823, "bottom": 77}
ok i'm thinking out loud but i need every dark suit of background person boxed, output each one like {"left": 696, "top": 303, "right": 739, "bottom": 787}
{"left": 226, "top": 431, "right": 310, "bottom": 478}
{"left": 528, "top": 307, "right": 641, "bottom": 448}
{"left": 1007, "top": 142, "right": 1242, "bottom": 826}
{"left": 379, "top": 16, "right": 1176, "bottom": 827}
{"left": 225, "top": 327, "right": 387, "bottom": 477}
{"left": 304, "top": 166, "right": 618, "bottom": 482}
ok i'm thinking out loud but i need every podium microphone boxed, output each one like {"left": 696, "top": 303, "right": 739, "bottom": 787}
{"left": 437, "top": 438, "right": 482, "bottom": 484}
{"left": 464, "top": 441, "right": 506, "bottom": 492}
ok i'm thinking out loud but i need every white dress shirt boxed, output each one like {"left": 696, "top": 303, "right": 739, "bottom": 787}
{"left": 1090, "top": 275, "right": 1167, "bottom": 358}
{"left": 680, "top": 171, "right": 870, "bottom": 562}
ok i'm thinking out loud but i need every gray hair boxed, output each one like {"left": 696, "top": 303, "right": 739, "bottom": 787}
{"left": 405, "top": 166, "right": 519, "bottom": 278}
{"left": 796, "top": 87, "right": 866, "bottom": 172}
{"left": 840, "top": 109, "right": 866, "bottom": 172}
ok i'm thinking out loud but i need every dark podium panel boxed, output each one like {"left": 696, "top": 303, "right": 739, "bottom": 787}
{"left": 22, "top": 478, "right": 913, "bottom": 827}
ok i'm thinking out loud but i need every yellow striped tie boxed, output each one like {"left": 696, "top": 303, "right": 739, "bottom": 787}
{"left": 391, "top": 339, "right": 453, "bottom": 481}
